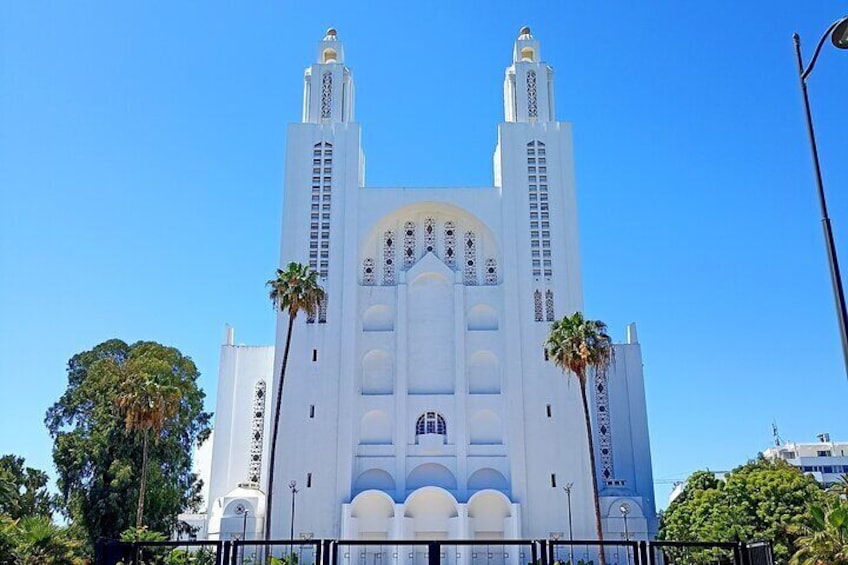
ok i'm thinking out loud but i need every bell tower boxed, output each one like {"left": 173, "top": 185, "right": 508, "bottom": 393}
{"left": 503, "top": 26, "right": 556, "bottom": 123}
{"left": 302, "top": 28, "right": 355, "bottom": 124}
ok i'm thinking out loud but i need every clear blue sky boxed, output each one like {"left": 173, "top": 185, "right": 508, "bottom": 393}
{"left": 1, "top": 1, "right": 846, "bottom": 509}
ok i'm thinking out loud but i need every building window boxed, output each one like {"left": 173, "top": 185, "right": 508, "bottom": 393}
{"left": 534, "top": 290, "right": 543, "bottom": 322}
{"left": 307, "top": 142, "right": 333, "bottom": 317}
{"left": 383, "top": 230, "right": 396, "bottom": 285}
{"left": 424, "top": 217, "right": 436, "bottom": 253}
{"left": 415, "top": 411, "right": 447, "bottom": 436}
{"left": 362, "top": 258, "right": 375, "bottom": 285}
{"left": 309, "top": 405, "right": 315, "bottom": 418}
{"left": 527, "top": 70, "right": 538, "bottom": 118}
{"left": 444, "top": 221, "right": 456, "bottom": 267}
{"left": 464, "top": 231, "right": 477, "bottom": 285}
{"left": 595, "top": 374, "right": 614, "bottom": 480}
{"left": 484, "top": 258, "right": 497, "bottom": 285}
{"left": 550, "top": 473, "right": 557, "bottom": 488}
{"left": 318, "top": 295, "right": 328, "bottom": 323}
{"left": 307, "top": 473, "right": 313, "bottom": 488}
{"left": 321, "top": 71, "right": 333, "bottom": 119}
{"left": 546, "top": 404, "right": 552, "bottom": 418}
{"left": 247, "top": 381, "right": 267, "bottom": 484}
{"left": 312, "top": 349, "right": 318, "bottom": 362}
{"left": 403, "top": 221, "right": 417, "bottom": 267}
{"left": 545, "top": 289, "right": 555, "bottom": 321}
{"left": 818, "top": 450, "right": 832, "bottom": 457}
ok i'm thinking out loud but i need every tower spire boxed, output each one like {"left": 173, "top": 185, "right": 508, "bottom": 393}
{"left": 503, "top": 26, "right": 555, "bottom": 123}
{"left": 302, "top": 28, "right": 355, "bottom": 124}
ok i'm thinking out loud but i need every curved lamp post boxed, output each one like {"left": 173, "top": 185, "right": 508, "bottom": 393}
{"left": 288, "top": 480, "right": 298, "bottom": 559}
{"left": 793, "top": 16, "right": 848, "bottom": 377}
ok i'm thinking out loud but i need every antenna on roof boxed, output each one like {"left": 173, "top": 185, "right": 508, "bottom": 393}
{"left": 772, "top": 421, "right": 782, "bottom": 446}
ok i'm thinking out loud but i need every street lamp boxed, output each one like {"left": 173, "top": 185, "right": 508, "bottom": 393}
{"left": 793, "top": 15, "right": 848, "bottom": 378}
{"left": 289, "top": 481, "right": 299, "bottom": 560}
{"left": 619, "top": 503, "right": 630, "bottom": 540}
{"left": 562, "top": 484, "right": 575, "bottom": 565}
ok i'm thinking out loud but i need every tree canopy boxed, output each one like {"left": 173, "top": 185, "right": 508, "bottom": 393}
{"left": 660, "top": 458, "right": 826, "bottom": 564}
{"left": 0, "top": 455, "right": 56, "bottom": 520}
{"left": 45, "top": 339, "right": 212, "bottom": 549}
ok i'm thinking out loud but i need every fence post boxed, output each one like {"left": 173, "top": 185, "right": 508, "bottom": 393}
{"left": 428, "top": 541, "right": 440, "bottom": 565}
{"left": 532, "top": 540, "right": 540, "bottom": 565}
{"left": 220, "top": 541, "right": 229, "bottom": 565}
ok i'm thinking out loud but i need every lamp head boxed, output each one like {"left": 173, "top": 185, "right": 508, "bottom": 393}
{"left": 619, "top": 502, "right": 631, "bottom": 516}
{"left": 832, "top": 18, "right": 848, "bottom": 49}
{"left": 289, "top": 480, "right": 297, "bottom": 489}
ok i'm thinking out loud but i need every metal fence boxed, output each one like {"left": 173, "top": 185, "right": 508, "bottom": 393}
{"left": 95, "top": 539, "right": 773, "bottom": 565}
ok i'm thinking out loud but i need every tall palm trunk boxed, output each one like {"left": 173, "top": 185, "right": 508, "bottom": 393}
{"left": 136, "top": 429, "right": 149, "bottom": 528}
{"left": 265, "top": 313, "right": 296, "bottom": 540}
{"left": 579, "top": 374, "right": 607, "bottom": 565}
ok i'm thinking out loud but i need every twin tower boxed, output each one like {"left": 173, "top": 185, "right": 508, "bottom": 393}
{"left": 193, "top": 27, "right": 657, "bottom": 544}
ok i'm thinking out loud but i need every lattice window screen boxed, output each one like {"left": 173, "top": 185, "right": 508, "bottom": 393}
{"left": 247, "top": 381, "right": 267, "bottom": 484}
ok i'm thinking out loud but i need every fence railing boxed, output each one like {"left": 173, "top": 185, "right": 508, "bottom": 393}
{"left": 95, "top": 538, "right": 773, "bottom": 565}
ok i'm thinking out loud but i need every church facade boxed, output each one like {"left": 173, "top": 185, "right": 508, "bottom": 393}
{"left": 190, "top": 27, "right": 657, "bottom": 543}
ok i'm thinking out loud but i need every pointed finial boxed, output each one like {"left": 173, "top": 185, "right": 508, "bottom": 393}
{"left": 324, "top": 28, "right": 337, "bottom": 41}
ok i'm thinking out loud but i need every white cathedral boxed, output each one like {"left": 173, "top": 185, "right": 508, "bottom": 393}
{"left": 183, "top": 27, "right": 658, "bottom": 543}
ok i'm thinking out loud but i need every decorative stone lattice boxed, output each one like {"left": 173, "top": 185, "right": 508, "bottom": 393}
{"left": 545, "top": 289, "right": 555, "bottom": 321}
{"left": 308, "top": 142, "right": 332, "bottom": 322}
{"left": 383, "top": 230, "right": 395, "bottom": 285}
{"left": 321, "top": 71, "right": 333, "bottom": 119}
{"left": 247, "top": 380, "right": 267, "bottom": 484}
{"left": 595, "top": 373, "right": 614, "bottom": 481}
{"left": 484, "top": 258, "right": 497, "bottom": 285}
{"left": 415, "top": 411, "right": 447, "bottom": 436}
{"left": 444, "top": 221, "right": 456, "bottom": 267}
{"left": 362, "top": 258, "right": 375, "bottom": 285}
{"left": 424, "top": 218, "right": 436, "bottom": 253}
{"left": 403, "top": 221, "right": 416, "bottom": 267}
{"left": 527, "top": 70, "right": 538, "bottom": 118}
{"left": 464, "top": 231, "right": 477, "bottom": 285}
{"left": 534, "top": 290, "right": 543, "bottom": 322}
{"left": 318, "top": 296, "right": 328, "bottom": 323}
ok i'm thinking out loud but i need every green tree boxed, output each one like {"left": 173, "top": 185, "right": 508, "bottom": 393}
{"left": 9, "top": 515, "right": 83, "bottom": 565}
{"left": 264, "top": 263, "right": 324, "bottom": 540}
{"left": 45, "top": 339, "right": 212, "bottom": 550}
{"left": 660, "top": 458, "right": 825, "bottom": 564}
{"left": 116, "top": 371, "right": 182, "bottom": 528}
{"left": 545, "top": 312, "right": 614, "bottom": 565}
{"left": 790, "top": 498, "right": 848, "bottom": 565}
{"left": 0, "top": 454, "right": 57, "bottom": 519}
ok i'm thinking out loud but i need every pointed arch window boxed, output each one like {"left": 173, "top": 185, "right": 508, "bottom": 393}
{"left": 416, "top": 411, "right": 447, "bottom": 436}
{"left": 424, "top": 218, "right": 436, "bottom": 253}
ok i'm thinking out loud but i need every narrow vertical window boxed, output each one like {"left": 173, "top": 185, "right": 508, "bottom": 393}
{"left": 318, "top": 296, "right": 328, "bottom": 324}
{"left": 443, "top": 221, "right": 456, "bottom": 267}
{"left": 543, "top": 347, "right": 549, "bottom": 361}
{"left": 546, "top": 404, "right": 552, "bottom": 418}
{"left": 321, "top": 71, "right": 333, "bottom": 119}
{"left": 309, "top": 405, "right": 315, "bottom": 418}
{"left": 464, "top": 231, "right": 477, "bottom": 285}
{"left": 362, "top": 258, "right": 375, "bottom": 285}
{"left": 550, "top": 473, "right": 557, "bottom": 488}
{"left": 534, "top": 290, "right": 543, "bottom": 322}
{"left": 247, "top": 381, "right": 267, "bottom": 484}
{"left": 424, "top": 218, "right": 436, "bottom": 253}
{"left": 312, "top": 349, "right": 318, "bottom": 362}
{"left": 403, "top": 221, "right": 417, "bottom": 267}
{"left": 383, "top": 230, "right": 396, "bottom": 285}
{"left": 484, "top": 258, "right": 497, "bottom": 285}
{"left": 545, "top": 289, "right": 555, "bottom": 322}
{"left": 527, "top": 70, "right": 538, "bottom": 118}
{"left": 307, "top": 473, "right": 313, "bottom": 488}
{"left": 596, "top": 374, "right": 614, "bottom": 481}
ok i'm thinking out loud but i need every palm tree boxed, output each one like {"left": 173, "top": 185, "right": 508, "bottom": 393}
{"left": 791, "top": 500, "right": 848, "bottom": 565}
{"left": 116, "top": 372, "right": 182, "bottom": 528}
{"left": 545, "top": 312, "right": 614, "bottom": 565}
{"left": 264, "top": 262, "right": 325, "bottom": 540}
